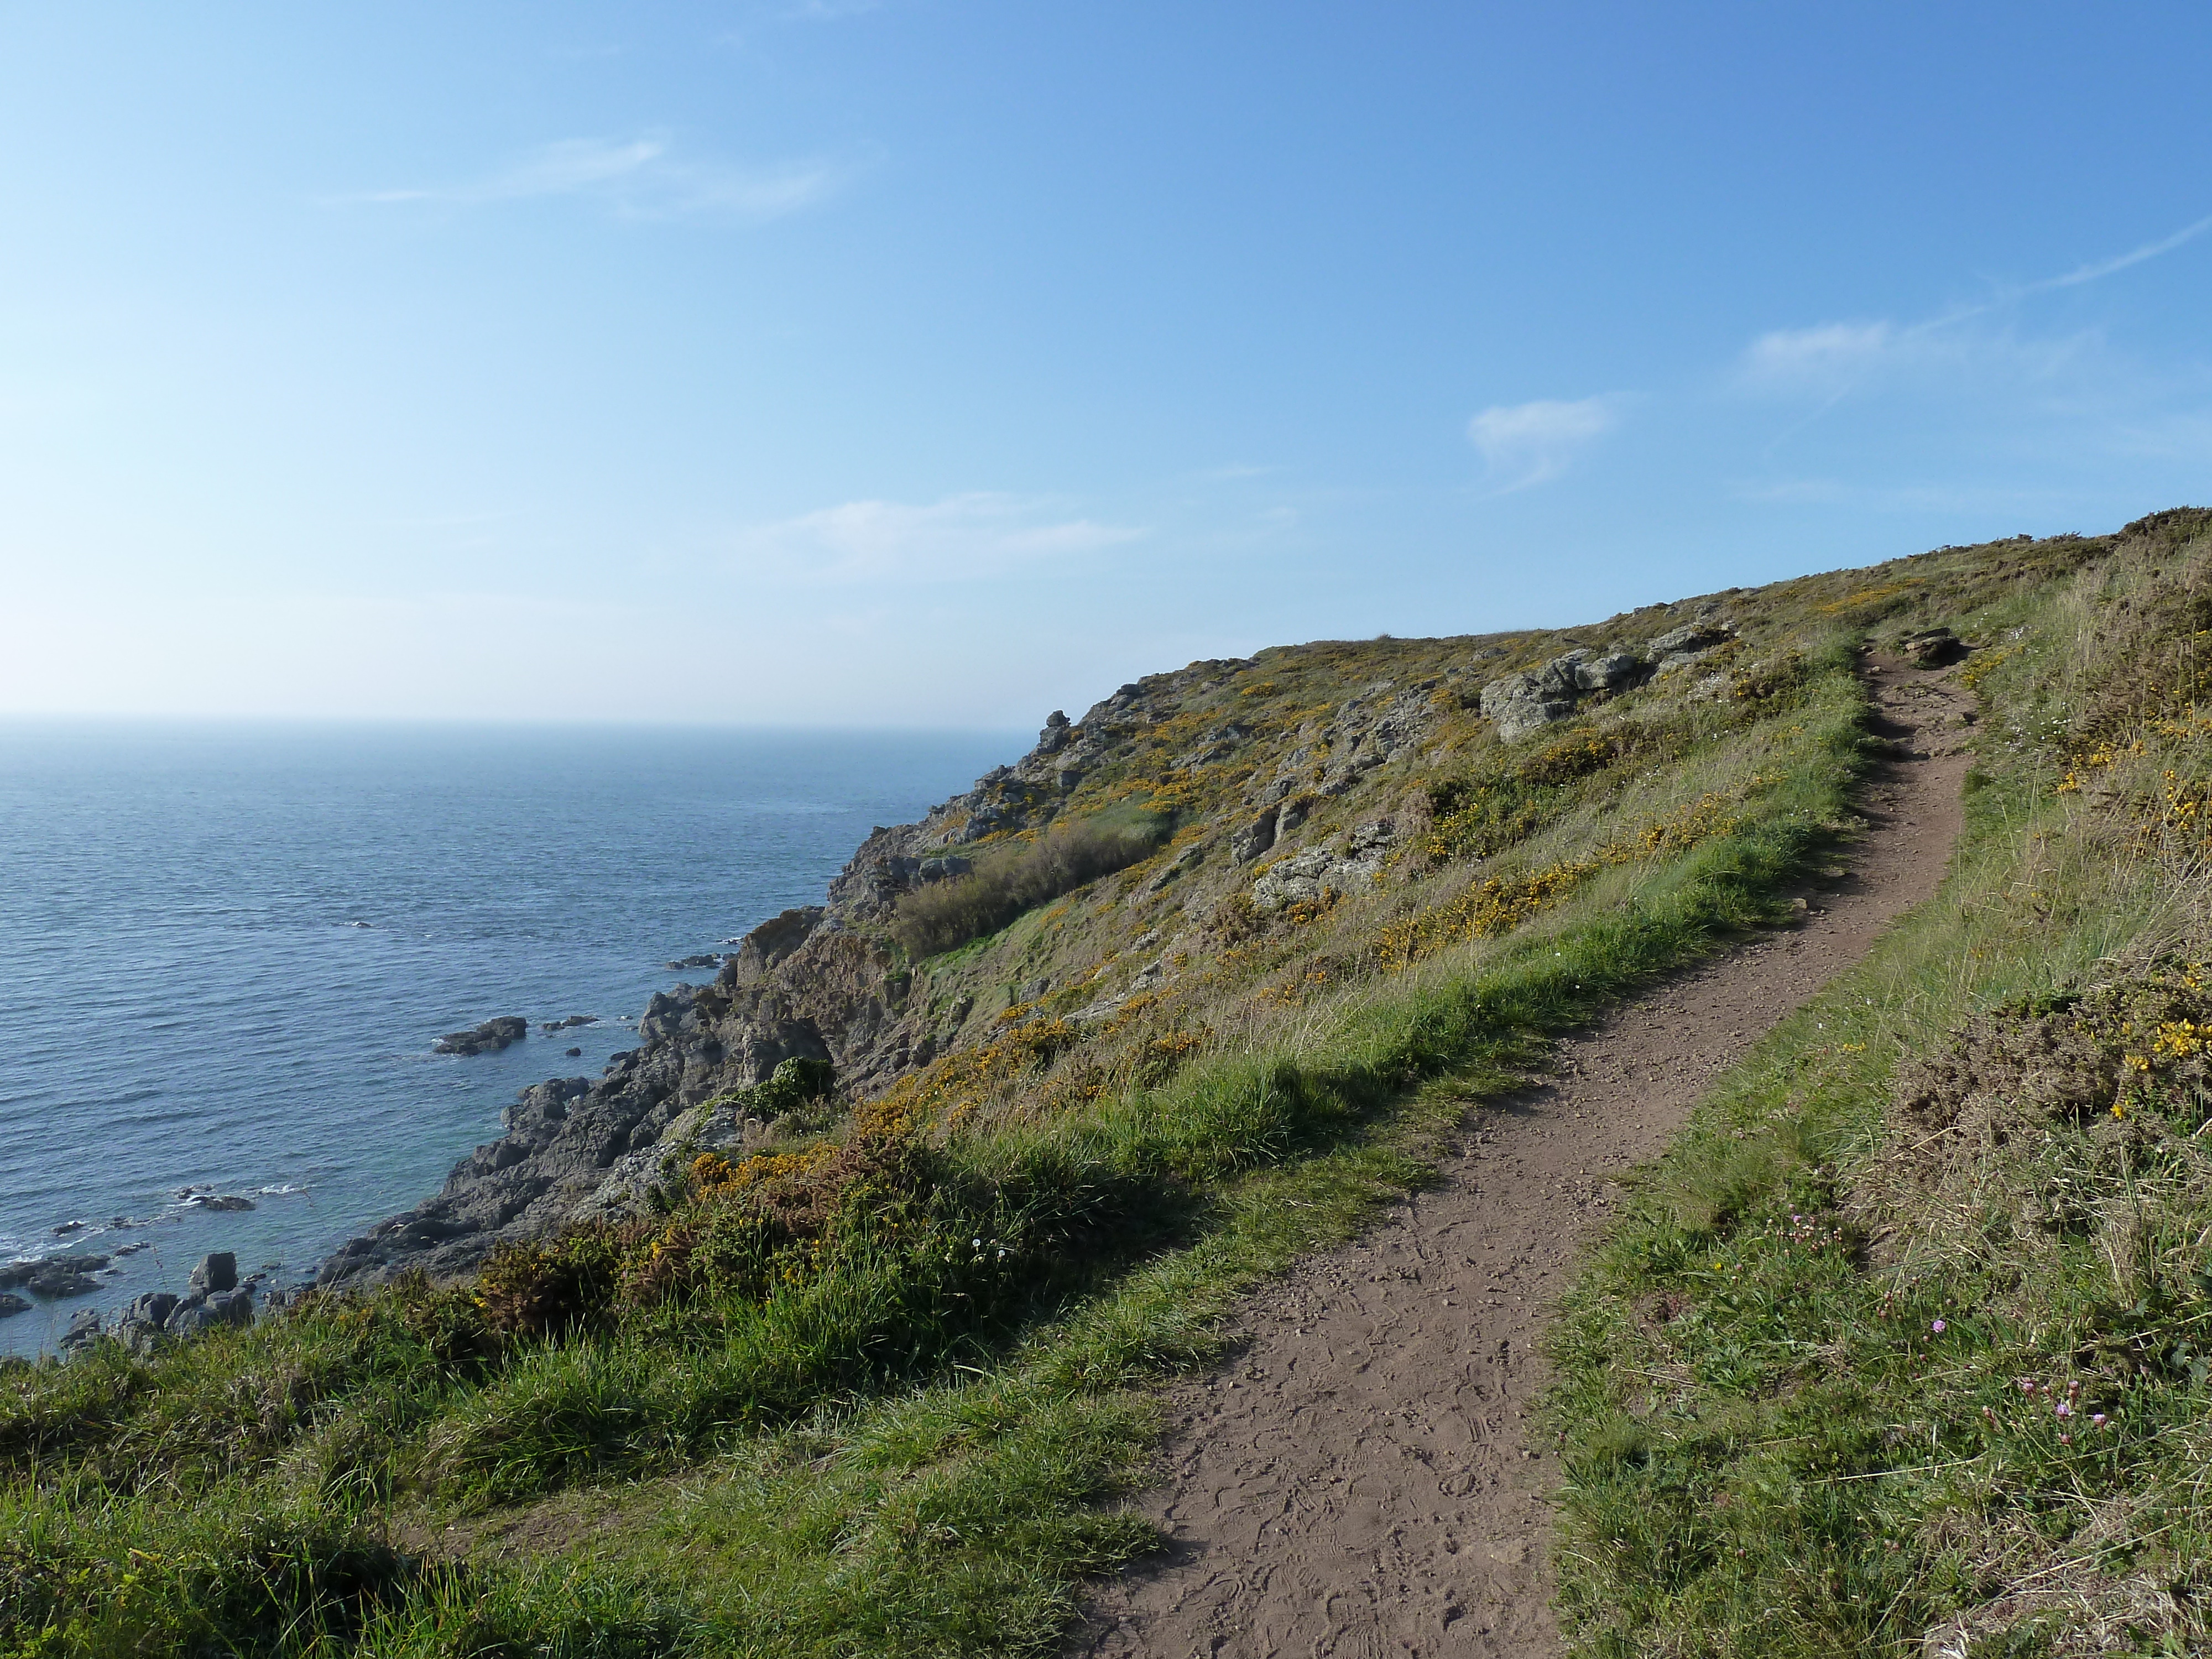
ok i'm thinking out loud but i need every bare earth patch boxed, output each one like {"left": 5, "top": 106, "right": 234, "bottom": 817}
{"left": 1075, "top": 655, "right": 1975, "bottom": 1658}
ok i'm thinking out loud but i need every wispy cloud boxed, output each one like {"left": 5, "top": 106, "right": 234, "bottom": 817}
{"left": 1737, "top": 211, "right": 2212, "bottom": 403}
{"left": 345, "top": 134, "right": 848, "bottom": 222}
{"left": 735, "top": 493, "right": 1148, "bottom": 583}
{"left": 1738, "top": 321, "right": 1896, "bottom": 390}
{"left": 2028, "top": 211, "right": 2212, "bottom": 294}
{"left": 1465, "top": 395, "right": 1625, "bottom": 492}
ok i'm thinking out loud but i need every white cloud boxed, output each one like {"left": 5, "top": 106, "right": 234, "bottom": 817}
{"left": 2031, "top": 210, "right": 2212, "bottom": 293}
{"left": 1465, "top": 395, "right": 1624, "bottom": 492}
{"left": 735, "top": 492, "right": 1149, "bottom": 583}
{"left": 347, "top": 134, "right": 847, "bottom": 222}
{"left": 1737, "top": 212, "right": 2212, "bottom": 403}
{"left": 1733, "top": 315, "right": 2111, "bottom": 409}
{"left": 1738, "top": 321, "right": 1896, "bottom": 392}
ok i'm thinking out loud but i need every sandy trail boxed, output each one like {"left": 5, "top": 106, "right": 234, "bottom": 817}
{"left": 1076, "top": 656, "right": 1975, "bottom": 1659}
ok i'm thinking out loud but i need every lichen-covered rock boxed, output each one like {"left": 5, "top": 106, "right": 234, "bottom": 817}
{"left": 1251, "top": 820, "right": 1396, "bottom": 911}
{"left": 1479, "top": 671, "right": 1578, "bottom": 741}
{"left": 1574, "top": 651, "right": 1643, "bottom": 692}
{"left": 1480, "top": 645, "right": 1653, "bottom": 740}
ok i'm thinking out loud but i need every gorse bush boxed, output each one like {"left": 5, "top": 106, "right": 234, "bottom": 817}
{"left": 893, "top": 813, "right": 1170, "bottom": 957}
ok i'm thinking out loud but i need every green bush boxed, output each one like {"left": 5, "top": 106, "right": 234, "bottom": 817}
{"left": 894, "top": 814, "right": 1168, "bottom": 957}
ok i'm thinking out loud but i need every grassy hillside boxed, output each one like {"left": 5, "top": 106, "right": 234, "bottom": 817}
{"left": 1550, "top": 507, "right": 2212, "bottom": 1656}
{"left": 0, "top": 523, "right": 2145, "bottom": 1657}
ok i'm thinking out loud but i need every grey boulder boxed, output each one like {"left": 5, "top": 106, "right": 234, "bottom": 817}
{"left": 1574, "top": 651, "right": 1644, "bottom": 693}
{"left": 1478, "top": 671, "right": 1578, "bottom": 741}
{"left": 188, "top": 1251, "right": 238, "bottom": 1294}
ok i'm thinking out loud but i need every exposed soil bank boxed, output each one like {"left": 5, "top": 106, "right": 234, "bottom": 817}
{"left": 1077, "top": 655, "right": 1975, "bottom": 1658}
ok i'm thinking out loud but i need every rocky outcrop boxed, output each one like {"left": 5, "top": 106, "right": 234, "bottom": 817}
{"left": 0, "top": 1251, "right": 109, "bottom": 1298}
{"left": 82, "top": 1262, "right": 259, "bottom": 1356}
{"left": 1478, "top": 618, "right": 1735, "bottom": 740}
{"left": 178, "top": 1188, "right": 255, "bottom": 1212}
{"left": 1251, "top": 819, "right": 1397, "bottom": 912}
{"left": 435, "top": 1016, "right": 529, "bottom": 1056}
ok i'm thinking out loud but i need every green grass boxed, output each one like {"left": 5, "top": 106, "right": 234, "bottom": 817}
{"left": 1547, "top": 508, "right": 2212, "bottom": 1657}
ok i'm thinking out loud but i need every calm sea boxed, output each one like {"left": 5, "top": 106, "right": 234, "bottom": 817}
{"left": 0, "top": 719, "right": 1013, "bottom": 1358}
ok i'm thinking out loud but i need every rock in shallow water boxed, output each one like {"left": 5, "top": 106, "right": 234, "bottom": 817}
{"left": 434, "top": 1016, "right": 529, "bottom": 1056}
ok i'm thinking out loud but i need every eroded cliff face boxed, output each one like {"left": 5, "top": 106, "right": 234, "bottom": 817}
{"left": 320, "top": 604, "right": 1761, "bottom": 1287}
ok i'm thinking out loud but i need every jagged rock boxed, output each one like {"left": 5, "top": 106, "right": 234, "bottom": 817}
{"left": 189, "top": 1252, "right": 238, "bottom": 1294}
{"left": 113, "top": 1291, "right": 180, "bottom": 1353}
{"left": 1232, "top": 807, "right": 1281, "bottom": 864}
{"left": 726, "top": 907, "right": 822, "bottom": 981}
{"left": 58, "top": 1309, "right": 103, "bottom": 1353}
{"left": 664, "top": 954, "right": 722, "bottom": 971}
{"left": 0, "top": 1293, "right": 28, "bottom": 1318}
{"left": 435, "top": 1016, "right": 528, "bottom": 1056}
{"left": 121, "top": 1291, "right": 179, "bottom": 1328}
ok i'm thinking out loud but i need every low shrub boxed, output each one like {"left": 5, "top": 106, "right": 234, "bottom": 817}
{"left": 894, "top": 815, "right": 1169, "bottom": 957}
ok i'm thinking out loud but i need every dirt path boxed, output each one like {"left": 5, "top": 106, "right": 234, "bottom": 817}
{"left": 1076, "top": 656, "right": 1976, "bottom": 1659}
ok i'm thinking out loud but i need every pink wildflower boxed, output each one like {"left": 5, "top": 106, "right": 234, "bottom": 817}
{"left": 1931, "top": 1318, "right": 1946, "bottom": 1334}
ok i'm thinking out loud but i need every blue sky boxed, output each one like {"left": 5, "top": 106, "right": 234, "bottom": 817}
{"left": 3, "top": 3, "right": 2209, "bottom": 726}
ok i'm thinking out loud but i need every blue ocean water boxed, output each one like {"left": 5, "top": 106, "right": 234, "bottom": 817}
{"left": 0, "top": 719, "right": 1014, "bottom": 1358}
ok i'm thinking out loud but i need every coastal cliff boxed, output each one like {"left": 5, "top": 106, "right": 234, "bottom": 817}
{"left": 321, "top": 597, "right": 1771, "bottom": 1287}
